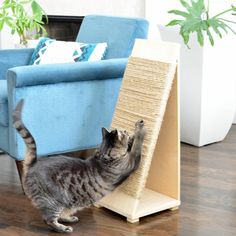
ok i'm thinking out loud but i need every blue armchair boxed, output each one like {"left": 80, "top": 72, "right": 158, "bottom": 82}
{"left": 0, "top": 15, "right": 149, "bottom": 176}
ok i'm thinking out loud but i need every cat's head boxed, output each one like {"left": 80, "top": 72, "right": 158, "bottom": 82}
{"left": 99, "top": 127, "right": 132, "bottom": 160}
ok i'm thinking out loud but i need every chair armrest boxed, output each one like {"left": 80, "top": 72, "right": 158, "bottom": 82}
{"left": 7, "top": 58, "right": 128, "bottom": 88}
{"left": 0, "top": 48, "right": 34, "bottom": 80}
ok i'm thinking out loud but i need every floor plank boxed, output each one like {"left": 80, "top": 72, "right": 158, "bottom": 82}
{"left": 0, "top": 125, "right": 236, "bottom": 236}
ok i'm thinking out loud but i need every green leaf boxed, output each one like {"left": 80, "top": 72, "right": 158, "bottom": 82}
{"left": 166, "top": 19, "right": 183, "bottom": 27}
{"left": 168, "top": 10, "right": 189, "bottom": 18}
{"left": 201, "top": 20, "right": 208, "bottom": 31}
{"left": 224, "top": 24, "right": 236, "bottom": 34}
{"left": 206, "top": 28, "right": 214, "bottom": 46}
{"left": 208, "top": 19, "right": 222, "bottom": 38}
{"left": 11, "top": 28, "right": 16, "bottom": 34}
{"left": 0, "top": 20, "right": 4, "bottom": 31}
{"left": 218, "top": 20, "right": 236, "bottom": 34}
{"left": 31, "top": 1, "right": 43, "bottom": 21}
{"left": 216, "top": 21, "right": 228, "bottom": 34}
{"left": 179, "top": 0, "right": 191, "bottom": 11}
{"left": 180, "top": 29, "right": 190, "bottom": 45}
{"left": 19, "top": 0, "right": 32, "bottom": 4}
{"left": 1, "top": 3, "right": 15, "bottom": 9}
{"left": 190, "top": 0, "right": 205, "bottom": 16}
{"left": 197, "top": 29, "right": 204, "bottom": 46}
{"left": 4, "top": 16, "right": 13, "bottom": 26}
{"left": 2, "top": 0, "right": 10, "bottom": 4}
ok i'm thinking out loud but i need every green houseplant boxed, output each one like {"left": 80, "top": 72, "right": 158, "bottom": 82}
{"left": 0, "top": 0, "right": 47, "bottom": 46}
{"left": 167, "top": 0, "right": 236, "bottom": 47}
{"left": 160, "top": 0, "right": 236, "bottom": 146}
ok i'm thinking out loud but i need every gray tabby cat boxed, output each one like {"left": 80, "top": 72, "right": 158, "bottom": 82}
{"left": 13, "top": 99, "right": 146, "bottom": 233}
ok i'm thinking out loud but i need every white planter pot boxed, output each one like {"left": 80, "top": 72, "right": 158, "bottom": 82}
{"left": 233, "top": 113, "right": 236, "bottom": 124}
{"left": 158, "top": 26, "right": 236, "bottom": 146}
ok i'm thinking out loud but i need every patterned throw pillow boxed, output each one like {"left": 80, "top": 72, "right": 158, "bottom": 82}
{"left": 29, "top": 37, "right": 108, "bottom": 65}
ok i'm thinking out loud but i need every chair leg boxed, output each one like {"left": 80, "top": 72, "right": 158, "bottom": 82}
{"left": 15, "top": 160, "right": 25, "bottom": 193}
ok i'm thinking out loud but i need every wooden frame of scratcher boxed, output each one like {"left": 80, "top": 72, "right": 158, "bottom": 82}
{"left": 96, "top": 39, "right": 180, "bottom": 223}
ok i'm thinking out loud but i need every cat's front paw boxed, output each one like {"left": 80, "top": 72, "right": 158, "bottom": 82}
{"left": 135, "top": 120, "right": 146, "bottom": 139}
{"left": 59, "top": 216, "right": 79, "bottom": 223}
{"left": 135, "top": 119, "right": 145, "bottom": 130}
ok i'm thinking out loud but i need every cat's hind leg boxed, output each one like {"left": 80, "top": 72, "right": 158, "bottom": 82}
{"left": 59, "top": 208, "right": 79, "bottom": 223}
{"left": 46, "top": 219, "right": 73, "bottom": 233}
{"left": 59, "top": 216, "right": 79, "bottom": 223}
{"left": 42, "top": 209, "right": 73, "bottom": 233}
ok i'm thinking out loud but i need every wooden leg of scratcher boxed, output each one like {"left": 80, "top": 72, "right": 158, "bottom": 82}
{"left": 93, "top": 203, "right": 102, "bottom": 208}
{"left": 170, "top": 207, "right": 179, "bottom": 211}
{"left": 127, "top": 218, "right": 139, "bottom": 223}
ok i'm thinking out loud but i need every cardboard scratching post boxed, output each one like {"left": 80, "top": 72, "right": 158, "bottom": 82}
{"left": 97, "top": 39, "right": 180, "bottom": 223}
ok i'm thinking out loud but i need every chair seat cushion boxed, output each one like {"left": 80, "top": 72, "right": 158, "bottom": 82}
{"left": 0, "top": 80, "right": 8, "bottom": 127}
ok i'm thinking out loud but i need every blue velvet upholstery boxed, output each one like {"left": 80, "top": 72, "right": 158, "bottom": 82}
{"left": 7, "top": 58, "right": 127, "bottom": 87}
{"left": 77, "top": 15, "right": 149, "bottom": 59}
{"left": 0, "top": 125, "right": 9, "bottom": 152}
{"left": 0, "top": 49, "right": 34, "bottom": 80}
{"left": 0, "top": 80, "right": 8, "bottom": 126}
{"left": 0, "top": 15, "right": 149, "bottom": 160}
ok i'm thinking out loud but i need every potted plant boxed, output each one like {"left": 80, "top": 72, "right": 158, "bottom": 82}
{"left": 0, "top": 0, "right": 47, "bottom": 47}
{"left": 151, "top": 0, "right": 236, "bottom": 146}
{"left": 167, "top": 0, "right": 236, "bottom": 47}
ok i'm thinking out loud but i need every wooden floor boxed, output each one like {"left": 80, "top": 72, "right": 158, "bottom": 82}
{"left": 0, "top": 126, "right": 236, "bottom": 236}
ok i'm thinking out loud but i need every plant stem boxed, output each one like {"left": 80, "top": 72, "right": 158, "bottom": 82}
{"left": 225, "top": 25, "right": 236, "bottom": 34}
{"left": 212, "top": 8, "right": 233, "bottom": 19}
{"left": 219, "top": 18, "right": 236, "bottom": 24}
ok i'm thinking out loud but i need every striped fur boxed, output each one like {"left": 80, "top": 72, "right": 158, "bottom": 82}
{"left": 13, "top": 100, "right": 145, "bottom": 233}
{"left": 13, "top": 100, "right": 37, "bottom": 172}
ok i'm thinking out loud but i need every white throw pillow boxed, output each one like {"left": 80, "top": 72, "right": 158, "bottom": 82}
{"left": 29, "top": 37, "right": 108, "bottom": 65}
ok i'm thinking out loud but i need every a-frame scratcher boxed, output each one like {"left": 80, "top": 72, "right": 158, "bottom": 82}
{"left": 96, "top": 39, "right": 180, "bottom": 223}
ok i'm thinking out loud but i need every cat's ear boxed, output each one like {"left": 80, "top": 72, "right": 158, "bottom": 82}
{"left": 110, "top": 129, "right": 118, "bottom": 137}
{"left": 109, "top": 129, "right": 118, "bottom": 143}
{"left": 102, "top": 127, "right": 109, "bottom": 138}
{"left": 109, "top": 129, "right": 118, "bottom": 141}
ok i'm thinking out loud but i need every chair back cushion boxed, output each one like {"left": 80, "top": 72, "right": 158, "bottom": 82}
{"left": 76, "top": 15, "right": 149, "bottom": 59}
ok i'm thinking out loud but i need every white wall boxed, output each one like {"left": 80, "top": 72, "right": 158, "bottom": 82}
{"left": 0, "top": 0, "right": 145, "bottom": 49}
{"left": 145, "top": 0, "right": 180, "bottom": 25}
{"left": 0, "top": 27, "right": 16, "bottom": 49}
{"left": 38, "top": 0, "right": 145, "bottom": 17}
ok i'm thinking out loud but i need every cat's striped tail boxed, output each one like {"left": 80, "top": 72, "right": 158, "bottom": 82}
{"left": 13, "top": 99, "right": 37, "bottom": 167}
